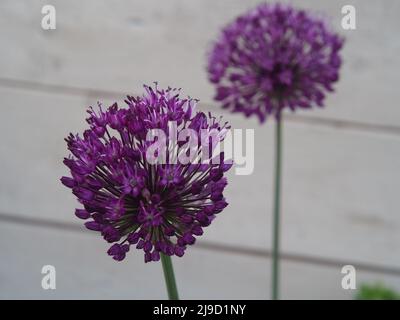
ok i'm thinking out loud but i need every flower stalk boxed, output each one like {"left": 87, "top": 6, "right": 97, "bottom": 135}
{"left": 161, "top": 253, "right": 179, "bottom": 300}
{"left": 272, "top": 114, "right": 282, "bottom": 300}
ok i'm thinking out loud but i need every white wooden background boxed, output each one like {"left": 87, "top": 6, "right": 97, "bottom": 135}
{"left": 1, "top": 0, "right": 400, "bottom": 299}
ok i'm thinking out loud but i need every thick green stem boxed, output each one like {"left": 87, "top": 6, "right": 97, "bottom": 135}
{"left": 161, "top": 253, "right": 179, "bottom": 300}
{"left": 272, "top": 115, "right": 282, "bottom": 300}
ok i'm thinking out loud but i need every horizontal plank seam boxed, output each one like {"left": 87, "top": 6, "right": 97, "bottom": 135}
{"left": 1, "top": 77, "right": 400, "bottom": 136}
{"left": 1, "top": 211, "right": 400, "bottom": 277}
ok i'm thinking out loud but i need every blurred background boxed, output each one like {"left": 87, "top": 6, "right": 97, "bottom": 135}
{"left": 1, "top": 0, "right": 400, "bottom": 299}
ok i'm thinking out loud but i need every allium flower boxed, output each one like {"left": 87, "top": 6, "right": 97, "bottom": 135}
{"left": 61, "top": 85, "right": 232, "bottom": 262}
{"left": 207, "top": 3, "right": 344, "bottom": 122}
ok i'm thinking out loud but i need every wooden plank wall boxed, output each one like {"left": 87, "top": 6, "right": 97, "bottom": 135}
{"left": 1, "top": 0, "right": 399, "bottom": 299}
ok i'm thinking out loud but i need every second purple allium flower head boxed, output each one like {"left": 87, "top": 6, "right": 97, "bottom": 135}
{"left": 61, "top": 84, "right": 232, "bottom": 262}
{"left": 208, "top": 3, "right": 344, "bottom": 122}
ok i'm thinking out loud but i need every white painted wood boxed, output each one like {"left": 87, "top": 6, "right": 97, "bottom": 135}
{"left": 1, "top": 86, "right": 400, "bottom": 270}
{"left": 0, "top": 222, "right": 268, "bottom": 299}
{"left": 0, "top": 1, "right": 399, "bottom": 126}
{"left": 0, "top": 87, "right": 87, "bottom": 223}
{"left": 2, "top": 222, "right": 400, "bottom": 299}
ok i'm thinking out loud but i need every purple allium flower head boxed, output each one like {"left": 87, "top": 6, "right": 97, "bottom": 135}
{"left": 207, "top": 3, "right": 344, "bottom": 122}
{"left": 61, "top": 84, "right": 232, "bottom": 262}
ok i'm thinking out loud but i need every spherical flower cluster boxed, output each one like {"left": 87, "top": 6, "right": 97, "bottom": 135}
{"left": 207, "top": 3, "right": 344, "bottom": 122}
{"left": 61, "top": 85, "right": 232, "bottom": 262}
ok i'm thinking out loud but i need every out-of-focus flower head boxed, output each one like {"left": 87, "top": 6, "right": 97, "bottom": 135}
{"left": 208, "top": 3, "right": 344, "bottom": 122}
{"left": 61, "top": 84, "right": 232, "bottom": 262}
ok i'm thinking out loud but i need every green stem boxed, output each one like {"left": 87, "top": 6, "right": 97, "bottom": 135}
{"left": 272, "top": 114, "right": 282, "bottom": 300}
{"left": 161, "top": 253, "right": 179, "bottom": 300}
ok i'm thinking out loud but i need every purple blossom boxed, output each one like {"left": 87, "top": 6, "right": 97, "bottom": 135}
{"left": 207, "top": 3, "right": 344, "bottom": 122}
{"left": 61, "top": 84, "right": 232, "bottom": 262}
